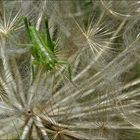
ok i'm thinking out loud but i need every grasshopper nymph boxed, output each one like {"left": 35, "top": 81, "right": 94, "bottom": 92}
{"left": 23, "top": 17, "right": 72, "bottom": 80}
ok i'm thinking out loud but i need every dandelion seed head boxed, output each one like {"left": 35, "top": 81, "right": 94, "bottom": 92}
{"left": 0, "top": 9, "right": 23, "bottom": 39}
{"left": 101, "top": 0, "right": 140, "bottom": 19}
{"left": 123, "top": 16, "right": 140, "bottom": 47}
{"left": 0, "top": 1, "right": 140, "bottom": 140}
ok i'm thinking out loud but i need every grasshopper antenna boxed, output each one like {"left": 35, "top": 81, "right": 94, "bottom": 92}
{"left": 23, "top": 17, "right": 32, "bottom": 40}
{"left": 45, "top": 18, "right": 54, "bottom": 51}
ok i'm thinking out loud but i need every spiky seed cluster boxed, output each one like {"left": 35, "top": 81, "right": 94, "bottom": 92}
{"left": 0, "top": 0, "right": 140, "bottom": 140}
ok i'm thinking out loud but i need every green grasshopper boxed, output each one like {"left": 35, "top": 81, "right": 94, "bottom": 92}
{"left": 23, "top": 17, "right": 72, "bottom": 80}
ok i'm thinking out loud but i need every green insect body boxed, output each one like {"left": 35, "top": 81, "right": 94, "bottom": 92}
{"left": 24, "top": 17, "right": 72, "bottom": 80}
